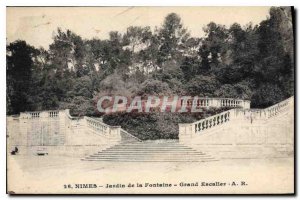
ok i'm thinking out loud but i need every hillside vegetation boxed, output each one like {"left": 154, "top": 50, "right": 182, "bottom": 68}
{"left": 103, "top": 107, "right": 231, "bottom": 140}
{"left": 7, "top": 7, "right": 294, "bottom": 116}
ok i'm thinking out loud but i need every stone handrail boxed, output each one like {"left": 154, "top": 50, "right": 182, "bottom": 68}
{"left": 19, "top": 111, "right": 40, "bottom": 119}
{"left": 234, "top": 96, "right": 293, "bottom": 121}
{"left": 181, "top": 97, "right": 251, "bottom": 109}
{"left": 85, "top": 116, "right": 110, "bottom": 136}
{"left": 179, "top": 96, "right": 293, "bottom": 137}
{"left": 85, "top": 116, "right": 141, "bottom": 142}
{"left": 48, "top": 111, "right": 59, "bottom": 118}
{"left": 28, "top": 112, "right": 40, "bottom": 118}
{"left": 20, "top": 110, "right": 61, "bottom": 119}
{"left": 264, "top": 96, "right": 292, "bottom": 119}
{"left": 191, "top": 109, "right": 233, "bottom": 134}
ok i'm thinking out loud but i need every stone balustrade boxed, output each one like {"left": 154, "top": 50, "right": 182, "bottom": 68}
{"left": 48, "top": 111, "right": 59, "bottom": 118}
{"left": 233, "top": 96, "right": 293, "bottom": 121}
{"left": 179, "top": 96, "right": 294, "bottom": 144}
{"left": 84, "top": 116, "right": 123, "bottom": 142}
{"left": 20, "top": 110, "right": 61, "bottom": 119}
{"left": 85, "top": 117, "right": 109, "bottom": 136}
{"left": 265, "top": 97, "right": 292, "bottom": 119}
{"left": 191, "top": 110, "right": 232, "bottom": 134}
{"left": 197, "top": 97, "right": 291, "bottom": 133}
{"left": 181, "top": 97, "right": 250, "bottom": 109}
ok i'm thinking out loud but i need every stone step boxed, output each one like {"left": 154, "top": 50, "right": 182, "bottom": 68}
{"left": 103, "top": 145, "right": 195, "bottom": 148}
{"left": 99, "top": 148, "right": 200, "bottom": 152}
{"left": 83, "top": 158, "right": 218, "bottom": 162}
{"left": 107, "top": 144, "right": 194, "bottom": 147}
{"left": 84, "top": 156, "right": 216, "bottom": 160}
{"left": 94, "top": 150, "right": 205, "bottom": 155}
{"left": 86, "top": 156, "right": 213, "bottom": 160}
{"left": 82, "top": 141, "right": 216, "bottom": 162}
{"left": 94, "top": 152, "right": 205, "bottom": 154}
{"left": 87, "top": 156, "right": 213, "bottom": 160}
{"left": 111, "top": 146, "right": 194, "bottom": 149}
{"left": 114, "top": 143, "right": 187, "bottom": 146}
{"left": 93, "top": 152, "right": 205, "bottom": 155}
{"left": 93, "top": 152, "right": 206, "bottom": 155}
{"left": 103, "top": 144, "right": 196, "bottom": 148}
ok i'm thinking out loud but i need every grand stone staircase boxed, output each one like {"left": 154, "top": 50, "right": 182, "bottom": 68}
{"left": 82, "top": 140, "right": 217, "bottom": 162}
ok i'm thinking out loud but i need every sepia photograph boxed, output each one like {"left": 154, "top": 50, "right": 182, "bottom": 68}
{"left": 6, "top": 6, "right": 295, "bottom": 194}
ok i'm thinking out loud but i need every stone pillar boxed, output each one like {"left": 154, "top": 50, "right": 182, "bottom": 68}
{"left": 244, "top": 100, "right": 251, "bottom": 109}
{"left": 210, "top": 98, "right": 220, "bottom": 108}
{"left": 179, "top": 123, "right": 194, "bottom": 144}
{"left": 109, "top": 126, "right": 122, "bottom": 142}
{"left": 58, "top": 110, "right": 66, "bottom": 145}
{"left": 40, "top": 111, "right": 48, "bottom": 118}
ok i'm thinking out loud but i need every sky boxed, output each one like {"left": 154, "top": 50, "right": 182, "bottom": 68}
{"left": 7, "top": 7, "right": 271, "bottom": 49}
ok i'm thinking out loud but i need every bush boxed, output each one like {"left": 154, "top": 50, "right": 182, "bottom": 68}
{"left": 102, "top": 107, "right": 231, "bottom": 140}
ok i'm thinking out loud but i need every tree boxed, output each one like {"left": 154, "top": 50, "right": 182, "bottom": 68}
{"left": 180, "top": 56, "right": 199, "bottom": 81}
{"left": 152, "top": 60, "right": 185, "bottom": 94}
{"left": 251, "top": 83, "right": 285, "bottom": 108}
{"left": 158, "top": 13, "right": 190, "bottom": 63}
{"left": 49, "top": 28, "right": 84, "bottom": 72}
{"left": 186, "top": 75, "right": 220, "bottom": 96}
{"left": 6, "top": 40, "right": 38, "bottom": 114}
{"left": 123, "top": 26, "right": 152, "bottom": 53}
{"left": 199, "top": 22, "right": 229, "bottom": 71}
{"left": 214, "top": 82, "right": 252, "bottom": 99}
{"left": 136, "top": 79, "right": 171, "bottom": 97}
{"left": 254, "top": 7, "right": 294, "bottom": 99}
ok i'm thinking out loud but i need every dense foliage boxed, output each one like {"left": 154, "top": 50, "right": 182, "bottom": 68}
{"left": 103, "top": 107, "right": 231, "bottom": 140}
{"left": 7, "top": 7, "right": 294, "bottom": 115}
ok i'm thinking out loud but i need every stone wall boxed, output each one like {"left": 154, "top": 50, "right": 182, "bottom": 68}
{"left": 6, "top": 109, "right": 124, "bottom": 156}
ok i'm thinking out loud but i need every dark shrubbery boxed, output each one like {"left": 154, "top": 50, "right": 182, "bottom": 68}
{"left": 103, "top": 107, "right": 231, "bottom": 140}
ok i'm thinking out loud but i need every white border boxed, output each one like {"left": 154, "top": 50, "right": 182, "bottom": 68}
{"left": 2, "top": 0, "right": 298, "bottom": 6}
{"left": 1, "top": 0, "right": 298, "bottom": 199}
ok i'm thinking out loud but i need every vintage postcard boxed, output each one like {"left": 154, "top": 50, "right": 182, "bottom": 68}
{"left": 6, "top": 6, "right": 294, "bottom": 194}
